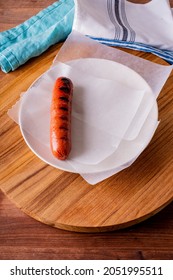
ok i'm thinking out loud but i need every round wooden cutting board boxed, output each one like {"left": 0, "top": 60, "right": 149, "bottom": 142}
{"left": 1, "top": 44, "right": 173, "bottom": 233}
{"left": 1, "top": 105, "right": 173, "bottom": 233}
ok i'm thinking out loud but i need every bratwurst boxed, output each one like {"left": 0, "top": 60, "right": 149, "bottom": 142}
{"left": 50, "top": 77, "right": 73, "bottom": 160}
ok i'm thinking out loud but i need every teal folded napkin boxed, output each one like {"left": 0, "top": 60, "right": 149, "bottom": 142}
{"left": 0, "top": 0, "right": 74, "bottom": 73}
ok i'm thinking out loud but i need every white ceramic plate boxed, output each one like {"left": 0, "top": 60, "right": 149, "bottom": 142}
{"left": 19, "top": 58, "right": 158, "bottom": 173}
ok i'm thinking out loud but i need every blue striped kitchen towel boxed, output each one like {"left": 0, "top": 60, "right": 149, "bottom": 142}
{"left": 73, "top": 0, "right": 173, "bottom": 65}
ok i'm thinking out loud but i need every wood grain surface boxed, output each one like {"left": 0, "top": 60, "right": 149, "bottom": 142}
{"left": 0, "top": 0, "right": 173, "bottom": 259}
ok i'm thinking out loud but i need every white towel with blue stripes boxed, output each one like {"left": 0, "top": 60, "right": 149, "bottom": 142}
{"left": 73, "top": 0, "right": 173, "bottom": 64}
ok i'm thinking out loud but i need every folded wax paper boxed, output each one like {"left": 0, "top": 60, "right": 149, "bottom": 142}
{"left": 8, "top": 31, "right": 172, "bottom": 184}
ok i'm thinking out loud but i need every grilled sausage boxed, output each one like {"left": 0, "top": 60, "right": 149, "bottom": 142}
{"left": 50, "top": 77, "right": 73, "bottom": 160}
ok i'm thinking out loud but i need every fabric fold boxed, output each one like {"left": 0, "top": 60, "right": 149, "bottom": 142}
{"left": 0, "top": 0, "right": 74, "bottom": 73}
{"left": 88, "top": 36, "right": 173, "bottom": 65}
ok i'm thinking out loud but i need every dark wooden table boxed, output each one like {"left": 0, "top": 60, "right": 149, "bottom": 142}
{"left": 0, "top": 0, "right": 173, "bottom": 260}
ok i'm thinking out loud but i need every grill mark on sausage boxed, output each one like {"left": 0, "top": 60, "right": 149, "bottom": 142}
{"left": 59, "top": 86, "right": 70, "bottom": 94}
{"left": 59, "top": 107, "right": 68, "bottom": 111}
{"left": 59, "top": 96, "right": 69, "bottom": 102}
{"left": 60, "top": 136, "right": 68, "bottom": 140}
{"left": 59, "top": 115, "right": 68, "bottom": 121}
{"left": 61, "top": 77, "right": 70, "bottom": 83}
{"left": 59, "top": 126, "right": 68, "bottom": 131}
